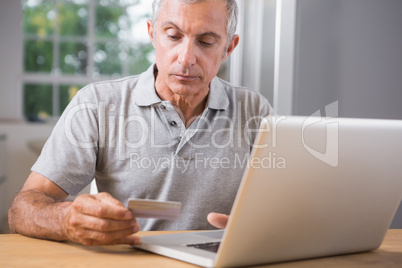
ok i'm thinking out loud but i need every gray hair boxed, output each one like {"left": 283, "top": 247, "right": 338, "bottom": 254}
{"left": 151, "top": 0, "right": 238, "bottom": 45}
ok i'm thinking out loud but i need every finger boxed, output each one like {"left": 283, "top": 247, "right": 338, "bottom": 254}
{"left": 83, "top": 225, "right": 137, "bottom": 243}
{"left": 69, "top": 212, "right": 139, "bottom": 232}
{"left": 77, "top": 229, "right": 141, "bottom": 246}
{"left": 116, "top": 234, "right": 142, "bottom": 246}
{"left": 94, "top": 192, "right": 133, "bottom": 220}
{"left": 72, "top": 194, "right": 132, "bottom": 220}
{"left": 95, "top": 192, "right": 126, "bottom": 209}
{"left": 207, "top": 212, "right": 229, "bottom": 229}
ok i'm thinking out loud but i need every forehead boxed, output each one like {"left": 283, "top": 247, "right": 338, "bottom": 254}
{"left": 157, "top": 0, "right": 228, "bottom": 35}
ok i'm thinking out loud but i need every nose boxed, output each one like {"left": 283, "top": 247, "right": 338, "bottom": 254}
{"left": 178, "top": 39, "right": 196, "bottom": 69}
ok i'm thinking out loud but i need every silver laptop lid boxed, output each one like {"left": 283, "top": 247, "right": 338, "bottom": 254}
{"left": 215, "top": 116, "right": 402, "bottom": 267}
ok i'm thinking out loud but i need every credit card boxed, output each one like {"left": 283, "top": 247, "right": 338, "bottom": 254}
{"left": 128, "top": 199, "right": 182, "bottom": 221}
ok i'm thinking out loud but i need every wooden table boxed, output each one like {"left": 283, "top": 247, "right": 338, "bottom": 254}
{"left": 0, "top": 230, "right": 401, "bottom": 267}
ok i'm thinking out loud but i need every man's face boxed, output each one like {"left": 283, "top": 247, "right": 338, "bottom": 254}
{"left": 148, "top": 0, "right": 238, "bottom": 98}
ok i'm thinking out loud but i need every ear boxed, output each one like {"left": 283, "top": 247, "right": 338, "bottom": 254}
{"left": 222, "top": 34, "right": 240, "bottom": 61}
{"left": 147, "top": 20, "right": 156, "bottom": 48}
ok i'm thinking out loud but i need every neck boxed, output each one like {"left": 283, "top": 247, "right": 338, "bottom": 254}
{"left": 154, "top": 68, "right": 209, "bottom": 127}
{"left": 158, "top": 89, "right": 208, "bottom": 127}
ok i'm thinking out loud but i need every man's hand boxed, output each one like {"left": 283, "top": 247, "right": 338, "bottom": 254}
{"left": 61, "top": 192, "right": 141, "bottom": 246}
{"left": 9, "top": 172, "right": 140, "bottom": 246}
{"left": 207, "top": 212, "right": 229, "bottom": 229}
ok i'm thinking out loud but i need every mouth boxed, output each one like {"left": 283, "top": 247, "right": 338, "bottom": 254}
{"left": 173, "top": 74, "right": 198, "bottom": 82}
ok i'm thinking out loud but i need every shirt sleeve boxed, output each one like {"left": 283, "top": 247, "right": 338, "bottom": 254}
{"left": 31, "top": 86, "right": 100, "bottom": 196}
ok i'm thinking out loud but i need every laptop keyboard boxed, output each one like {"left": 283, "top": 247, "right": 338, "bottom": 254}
{"left": 186, "top": 242, "right": 221, "bottom": 253}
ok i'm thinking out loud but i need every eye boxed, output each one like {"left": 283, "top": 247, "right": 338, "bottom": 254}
{"left": 198, "top": 37, "right": 215, "bottom": 47}
{"left": 199, "top": 41, "right": 213, "bottom": 47}
{"left": 168, "top": 35, "right": 180, "bottom": 41}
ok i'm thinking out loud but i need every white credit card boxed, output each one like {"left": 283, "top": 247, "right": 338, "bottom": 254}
{"left": 128, "top": 199, "right": 182, "bottom": 221}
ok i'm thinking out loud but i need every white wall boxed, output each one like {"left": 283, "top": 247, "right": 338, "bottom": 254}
{"left": 337, "top": 0, "right": 402, "bottom": 119}
{"left": 0, "top": 0, "right": 23, "bottom": 120}
{"left": 0, "top": 134, "right": 6, "bottom": 232}
{"left": 0, "top": 0, "right": 24, "bottom": 232}
{"left": 259, "top": 0, "right": 276, "bottom": 103}
{"left": 293, "top": 0, "right": 402, "bottom": 227}
{"left": 293, "top": 0, "right": 402, "bottom": 120}
{"left": 241, "top": 0, "right": 277, "bottom": 104}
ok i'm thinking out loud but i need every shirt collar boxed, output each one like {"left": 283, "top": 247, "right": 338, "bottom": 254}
{"left": 134, "top": 64, "right": 162, "bottom": 106}
{"left": 207, "top": 76, "right": 230, "bottom": 111}
{"left": 134, "top": 64, "right": 229, "bottom": 111}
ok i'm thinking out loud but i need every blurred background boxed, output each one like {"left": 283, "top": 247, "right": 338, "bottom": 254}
{"left": 1, "top": 0, "right": 402, "bottom": 233}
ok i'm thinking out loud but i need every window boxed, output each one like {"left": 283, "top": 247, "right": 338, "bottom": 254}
{"left": 22, "top": 0, "right": 154, "bottom": 121}
{"left": 22, "top": 0, "right": 231, "bottom": 121}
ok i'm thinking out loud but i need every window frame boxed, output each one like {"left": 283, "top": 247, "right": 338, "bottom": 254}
{"left": 4, "top": 0, "right": 241, "bottom": 121}
{"left": 21, "top": 0, "right": 154, "bottom": 118}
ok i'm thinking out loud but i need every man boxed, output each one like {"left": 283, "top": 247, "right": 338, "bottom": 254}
{"left": 8, "top": 0, "right": 272, "bottom": 246}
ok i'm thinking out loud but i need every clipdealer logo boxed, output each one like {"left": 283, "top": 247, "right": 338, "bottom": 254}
{"left": 302, "top": 101, "right": 339, "bottom": 167}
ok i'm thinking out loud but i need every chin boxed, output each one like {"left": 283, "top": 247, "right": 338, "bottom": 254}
{"left": 170, "top": 82, "right": 201, "bottom": 95}
{"left": 171, "top": 88, "right": 198, "bottom": 97}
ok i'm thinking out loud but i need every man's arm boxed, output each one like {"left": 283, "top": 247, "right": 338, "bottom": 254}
{"left": 8, "top": 171, "right": 141, "bottom": 246}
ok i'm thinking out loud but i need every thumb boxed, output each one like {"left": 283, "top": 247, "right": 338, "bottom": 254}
{"left": 207, "top": 212, "right": 229, "bottom": 229}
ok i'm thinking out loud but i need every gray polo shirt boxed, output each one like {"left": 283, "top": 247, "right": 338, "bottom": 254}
{"left": 32, "top": 64, "right": 273, "bottom": 231}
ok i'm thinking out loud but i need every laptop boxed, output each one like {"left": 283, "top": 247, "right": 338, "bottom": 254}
{"left": 133, "top": 116, "right": 402, "bottom": 267}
